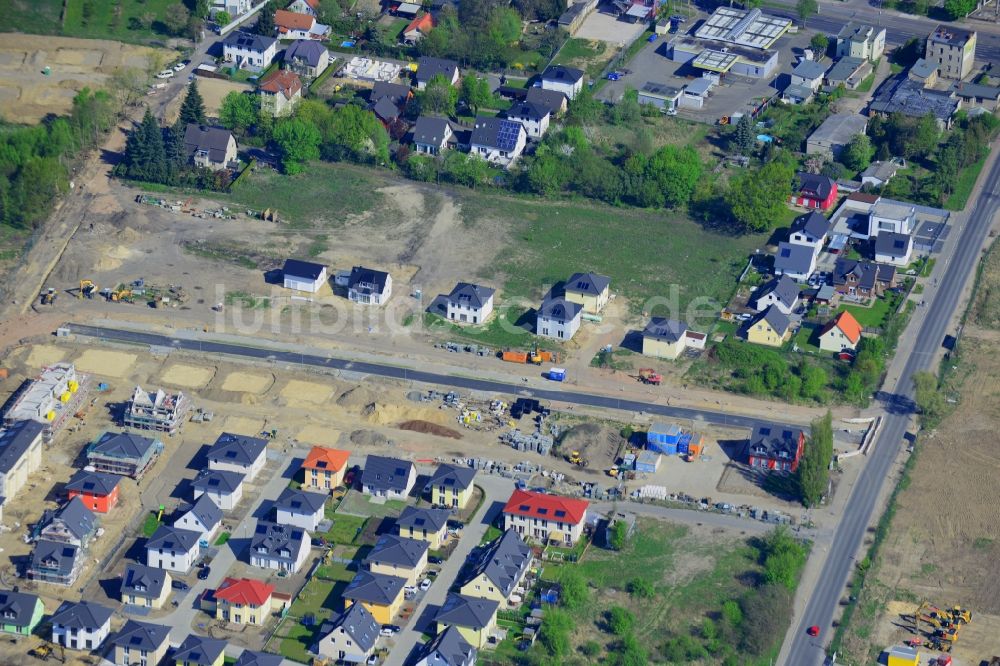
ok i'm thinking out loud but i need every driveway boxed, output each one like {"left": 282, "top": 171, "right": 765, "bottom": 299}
{"left": 384, "top": 475, "right": 514, "bottom": 666}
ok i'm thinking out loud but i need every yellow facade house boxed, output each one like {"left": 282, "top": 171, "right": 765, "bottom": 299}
{"left": 364, "top": 534, "right": 429, "bottom": 587}
{"left": 460, "top": 529, "right": 533, "bottom": 606}
{"left": 426, "top": 463, "right": 476, "bottom": 510}
{"left": 397, "top": 506, "right": 450, "bottom": 549}
{"left": 434, "top": 593, "right": 499, "bottom": 649}
{"left": 343, "top": 570, "right": 406, "bottom": 625}
{"left": 563, "top": 272, "right": 611, "bottom": 315}
{"left": 746, "top": 306, "right": 792, "bottom": 347}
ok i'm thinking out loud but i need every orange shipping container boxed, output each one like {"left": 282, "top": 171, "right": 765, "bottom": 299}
{"left": 502, "top": 351, "right": 528, "bottom": 363}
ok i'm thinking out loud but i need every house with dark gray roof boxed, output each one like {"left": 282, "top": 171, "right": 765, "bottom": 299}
{"left": 86, "top": 431, "right": 162, "bottom": 479}
{"left": 536, "top": 297, "right": 582, "bottom": 341}
{"left": 824, "top": 56, "right": 872, "bottom": 90}
{"left": 833, "top": 258, "right": 896, "bottom": 299}
{"left": 362, "top": 455, "right": 416, "bottom": 499}
{"left": 950, "top": 81, "right": 1000, "bottom": 111}
{"left": 773, "top": 241, "right": 817, "bottom": 282}
{"left": 250, "top": 521, "right": 311, "bottom": 573}
{"left": 234, "top": 650, "right": 285, "bottom": 666}
{"left": 744, "top": 305, "right": 793, "bottom": 348}
{"left": 173, "top": 634, "right": 227, "bottom": 665}
{"left": 426, "top": 463, "right": 477, "bottom": 509}
{"left": 806, "top": 113, "right": 869, "bottom": 161}
{"left": 174, "top": 493, "right": 223, "bottom": 540}
{"left": 121, "top": 563, "right": 171, "bottom": 609}
{"left": 348, "top": 266, "right": 393, "bottom": 305}
{"left": 540, "top": 64, "right": 585, "bottom": 99}
{"left": 343, "top": 570, "right": 406, "bottom": 624}
{"left": 791, "top": 59, "right": 828, "bottom": 91}
{"left": 223, "top": 30, "right": 278, "bottom": 71}
{"left": 506, "top": 100, "right": 550, "bottom": 138}
{"left": 789, "top": 211, "right": 832, "bottom": 249}
{"left": 445, "top": 283, "right": 495, "bottom": 325}
{"left": 365, "top": 534, "right": 429, "bottom": 585}
{"left": 314, "top": 599, "right": 380, "bottom": 663}
{"left": 873, "top": 231, "right": 913, "bottom": 267}
{"left": 284, "top": 39, "right": 330, "bottom": 78}
{"left": 51, "top": 600, "right": 113, "bottom": 650}
{"left": 65, "top": 469, "right": 121, "bottom": 513}
{"left": 747, "top": 425, "right": 805, "bottom": 473}
{"left": 282, "top": 258, "right": 328, "bottom": 293}
{"left": 860, "top": 159, "right": 903, "bottom": 188}
{"left": 461, "top": 528, "right": 532, "bottom": 604}
{"left": 146, "top": 525, "right": 201, "bottom": 573}
{"left": 564, "top": 271, "right": 611, "bottom": 314}
{"left": 641, "top": 318, "right": 705, "bottom": 360}
{"left": 869, "top": 76, "right": 958, "bottom": 128}
{"left": 413, "top": 116, "right": 454, "bottom": 156}
{"left": 470, "top": 116, "right": 527, "bottom": 168}
{"left": 525, "top": 86, "right": 568, "bottom": 115}
{"left": 416, "top": 56, "right": 460, "bottom": 89}
{"left": 28, "top": 539, "right": 81, "bottom": 586}
{"left": 0, "top": 589, "right": 44, "bottom": 636}
{"left": 434, "top": 593, "right": 499, "bottom": 649}
{"left": 397, "top": 506, "right": 451, "bottom": 548}
{"left": 751, "top": 275, "right": 801, "bottom": 315}
{"left": 192, "top": 468, "right": 245, "bottom": 511}
{"left": 183, "top": 125, "right": 237, "bottom": 170}
{"left": 39, "top": 496, "right": 97, "bottom": 548}
{"left": 415, "top": 626, "right": 478, "bottom": 666}
{"left": 275, "top": 487, "right": 327, "bottom": 531}
{"left": 110, "top": 620, "right": 171, "bottom": 666}
{"left": 207, "top": 432, "right": 268, "bottom": 480}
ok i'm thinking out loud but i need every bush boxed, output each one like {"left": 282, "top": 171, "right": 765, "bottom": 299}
{"left": 738, "top": 583, "right": 793, "bottom": 656}
{"left": 580, "top": 640, "right": 601, "bottom": 657}
{"left": 558, "top": 567, "right": 588, "bottom": 610}
{"left": 661, "top": 633, "right": 708, "bottom": 662}
{"left": 627, "top": 577, "right": 655, "bottom": 598}
{"left": 607, "top": 606, "right": 634, "bottom": 636}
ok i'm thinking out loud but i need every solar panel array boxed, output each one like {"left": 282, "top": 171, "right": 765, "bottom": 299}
{"left": 497, "top": 120, "right": 522, "bottom": 151}
{"left": 694, "top": 6, "right": 790, "bottom": 50}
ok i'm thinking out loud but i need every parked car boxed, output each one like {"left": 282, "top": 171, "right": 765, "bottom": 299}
{"left": 366, "top": 655, "right": 379, "bottom": 665}
{"left": 428, "top": 556, "right": 443, "bottom": 565}
{"left": 156, "top": 70, "right": 174, "bottom": 79}
{"left": 198, "top": 566, "right": 211, "bottom": 580}
{"left": 171, "top": 580, "right": 189, "bottom": 591}
{"left": 379, "top": 625, "right": 399, "bottom": 636}
{"left": 173, "top": 60, "right": 189, "bottom": 71}
{"left": 419, "top": 578, "right": 432, "bottom": 591}
{"left": 403, "top": 585, "right": 417, "bottom": 598}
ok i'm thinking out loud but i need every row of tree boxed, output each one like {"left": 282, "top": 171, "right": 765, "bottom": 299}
{"left": 797, "top": 411, "right": 834, "bottom": 506}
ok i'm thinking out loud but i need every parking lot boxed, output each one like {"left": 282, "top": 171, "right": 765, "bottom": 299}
{"left": 574, "top": 7, "right": 648, "bottom": 44}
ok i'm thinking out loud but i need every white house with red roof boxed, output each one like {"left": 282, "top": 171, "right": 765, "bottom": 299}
{"left": 502, "top": 489, "right": 589, "bottom": 546}
{"left": 211, "top": 577, "right": 289, "bottom": 626}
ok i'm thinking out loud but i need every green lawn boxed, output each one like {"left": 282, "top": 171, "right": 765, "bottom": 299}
{"left": 480, "top": 525, "right": 503, "bottom": 545}
{"left": 314, "top": 561, "right": 355, "bottom": 582}
{"left": 289, "top": 578, "right": 339, "bottom": 620}
{"left": 945, "top": 153, "right": 989, "bottom": 211}
{"left": 423, "top": 308, "right": 557, "bottom": 351}
{"left": 62, "top": 0, "right": 182, "bottom": 44}
{"left": 0, "top": 0, "right": 62, "bottom": 35}
{"left": 793, "top": 322, "right": 821, "bottom": 353}
{"left": 838, "top": 294, "right": 898, "bottom": 328}
{"left": 278, "top": 616, "right": 325, "bottom": 663}
{"left": 324, "top": 514, "right": 369, "bottom": 545}
{"left": 336, "top": 489, "right": 406, "bottom": 519}
{"left": 553, "top": 38, "right": 613, "bottom": 79}
{"left": 141, "top": 513, "right": 161, "bottom": 538}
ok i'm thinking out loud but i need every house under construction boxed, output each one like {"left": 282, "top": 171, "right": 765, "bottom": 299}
{"left": 124, "top": 385, "right": 191, "bottom": 434}
{"left": 2, "top": 363, "right": 87, "bottom": 437}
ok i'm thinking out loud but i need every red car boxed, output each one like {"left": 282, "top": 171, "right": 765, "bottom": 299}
{"left": 807, "top": 626, "right": 820, "bottom": 637}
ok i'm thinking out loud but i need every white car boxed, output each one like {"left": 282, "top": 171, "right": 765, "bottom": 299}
{"left": 173, "top": 60, "right": 189, "bottom": 72}
{"left": 156, "top": 70, "right": 175, "bottom": 79}
{"left": 419, "top": 578, "right": 432, "bottom": 592}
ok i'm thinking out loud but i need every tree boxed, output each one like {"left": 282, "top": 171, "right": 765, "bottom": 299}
{"left": 731, "top": 113, "right": 755, "bottom": 156}
{"left": 527, "top": 152, "right": 569, "bottom": 195}
{"left": 163, "top": 3, "right": 191, "bottom": 35}
{"left": 215, "top": 10, "right": 231, "bottom": 24}
{"left": 186, "top": 0, "right": 209, "bottom": 17}
{"left": 841, "top": 133, "right": 874, "bottom": 171}
{"left": 219, "top": 91, "right": 258, "bottom": 136}
{"left": 944, "top": 0, "right": 976, "bottom": 19}
{"left": 558, "top": 567, "right": 588, "bottom": 610}
{"left": 913, "top": 370, "right": 946, "bottom": 426}
{"left": 177, "top": 79, "right": 206, "bottom": 126}
{"left": 539, "top": 608, "right": 574, "bottom": 658}
{"left": 796, "top": 0, "right": 817, "bottom": 23}
{"left": 120, "top": 107, "right": 168, "bottom": 183}
{"left": 725, "top": 157, "right": 795, "bottom": 231}
{"left": 609, "top": 519, "right": 628, "bottom": 550}
{"left": 799, "top": 363, "right": 828, "bottom": 401}
{"left": 459, "top": 74, "right": 493, "bottom": 115}
{"left": 810, "top": 33, "right": 829, "bottom": 56}
{"left": 607, "top": 606, "right": 634, "bottom": 636}
{"left": 418, "top": 74, "right": 458, "bottom": 116}
{"left": 256, "top": 0, "right": 277, "bottom": 35}
{"left": 738, "top": 584, "right": 793, "bottom": 655}
{"left": 273, "top": 118, "right": 321, "bottom": 174}
{"left": 721, "top": 599, "right": 743, "bottom": 628}
{"left": 627, "top": 577, "right": 655, "bottom": 598}
{"left": 643, "top": 145, "right": 703, "bottom": 208}
{"left": 796, "top": 411, "right": 832, "bottom": 506}
{"left": 110, "top": 68, "right": 150, "bottom": 110}
{"left": 325, "top": 105, "right": 390, "bottom": 164}
{"left": 912, "top": 113, "right": 940, "bottom": 159}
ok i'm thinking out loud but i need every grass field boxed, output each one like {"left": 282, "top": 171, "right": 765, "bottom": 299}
{"left": 553, "top": 38, "right": 613, "bottom": 79}
{"left": 424, "top": 308, "right": 558, "bottom": 351}
{"left": 838, "top": 292, "right": 900, "bottom": 328}
{"left": 324, "top": 513, "right": 368, "bottom": 545}
{"left": 62, "top": 0, "right": 179, "bottom": 43}
{"left": 945, "top": 153, "right": 989, "bottom": 211}
{"left": 0, "top": 0, "right": 63, "bottom": 35}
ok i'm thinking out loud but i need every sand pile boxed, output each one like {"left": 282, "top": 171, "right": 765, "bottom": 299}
{"left": 398, "top": 420, "right": 462, "bottom": 439}
{"left": 350, "top": 429, "right": 391, "bottom": 448}
{"left": 365, "top": 402, "right": 448, "bottom": 426}
{"left": 336, "top": 385, "right": 380, "bottom": 409}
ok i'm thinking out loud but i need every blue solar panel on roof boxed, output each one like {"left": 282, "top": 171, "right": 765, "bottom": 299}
{"left": 497, "top": 120, "right": 521, "bottom": 151}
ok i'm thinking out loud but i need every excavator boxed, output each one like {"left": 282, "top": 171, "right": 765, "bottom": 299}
{"left": 948, "top": 605, "right": 972, "bottom": 624}
{"left": 565, "top": 450, "right": 588, "bottom": 467}
{"left": 39, "top": 288, "right": 57, "bottom": 305}
{"left": 28, "top": 642, "right": 64, "bottom": 662}
{"left": 78, "top": 279, "right": 97, "bottom": 299}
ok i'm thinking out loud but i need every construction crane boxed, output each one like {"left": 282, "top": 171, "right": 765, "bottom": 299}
{"left": 78, "top": 279, "right": 97, "bottom": 299}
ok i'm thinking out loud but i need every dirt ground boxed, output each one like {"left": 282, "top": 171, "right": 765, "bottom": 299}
{"left": 163, "top": 77, "right": 254, "bottom": 123}
{"left": 0, "top": 34, "right": 171, "bottom": 123}
{"left": 839, "top": 328, "right": 1000, "bottom": 663}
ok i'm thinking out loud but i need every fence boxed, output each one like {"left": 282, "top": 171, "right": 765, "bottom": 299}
{"left": 217, "top": 0, "right": 271, "bottom": 36}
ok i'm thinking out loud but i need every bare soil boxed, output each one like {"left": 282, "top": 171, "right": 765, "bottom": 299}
{"left": 398, "top": 420, "right": 462, "bottom": 439}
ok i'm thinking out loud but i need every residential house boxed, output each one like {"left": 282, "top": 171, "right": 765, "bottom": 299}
{"left": 365, "top": 534, "right": 429, "bottom": 585}
{"left": 121, "top": 563, "right": 171, "bottom": 609}
{"left": 836, "top": 22, "right": 886, "bottom": 61}
{"left": 641, "top": 318, "right": 705, "bottom": 360}
{"left": 146, "top": 525, "right": 200, "bottom": 573}
{"left": 773, "top": 242, "right": 817, "bottom": 282}
{"left": 183, "top": 125, "right": 237, "bottom": 171}
{"left": 173, "top": 634, "right": 227, "bottom": 666}
{"left": 926, "top": 24, "right": 976, "bottom": 80}
{"left": 282, "top": 258, "right": 327, "bottom": 293}
{"left": 540, "top": 64, "right": 585, "bottom": 99}
{"left": 192, "top": 469, "right": 245, "bottom": 511}
{"left": 637, "top": 81, "right": 682, "bottom": 113}
{"left": 109, "top": 620, "right": 170, "bottom": 666}
{"left": 746, "top": 425, "right": 805, "bottom": 473}
{"left": 415, "top": 626, "right": 477, "bottom": 666}
{"left": 833, "top": 258, "right": 897, "bottom": 299}
{"left": 806, "top": 113, "right": 869, "bottom": 160}
{"left": 908, "top": 58, "right": 939, "bottom": 86}
{"left": 791, "top": 172, "right": 838, "bottom": 211}
{"left": 819, "top": 310, "right": 863, "bottom": 352}
{"left": 868, "top": 200, "right": 915, "bottom": 237}
{"left": 288, "top": 0, "right": 319, "bottom": 15}
{"left": 173, "top": 494, "right": 224, "bottom": 542}
{"left": 125, "top": 385, "right": 190, "bottom": 433}
{"left": 283, "top": 40, "right": 330, "bottom": 79}
{"left": 314, "top": 601, "right": 379, "bottom": 664}
{"left": 222, "top": 31, "right": 278, "bottom": 72}
{"left": 506, "top": 101, "right": 550, "bottom": 139}
{"left": 426, "top": 463, "right": 476, "bottom": 509}
{"left": 434, "top": 593, "right": 499, "bottom": 649}
{"left": 0, "top": 589, "right": 43, "bottom": 636}
{"left": 214, "top": 577, "right": 277, "bottom": 625}
{"left": 745, "top": 306, "right": 792, "bottom": 347}
{"left": 38, "top": 497, "right": 97, "bottom": 549}
{"left": 234, "top": 651, "right": 284, "bottom": 666}
{"left": 791, "top": 60, "right": 828, "bottom": 92}
{"left": 563, "top": 271, "right": 610, "bottom": 314}
{"left": 301, "top": 446, "right": 350, "bottom": 492}
{"left": 0, "top": 420, "right": 45, "bottom": 506}
{"left": 370, "top": 81, "right": 411, "bottom": 124}
{"left": 460, "top": 529, "right": 532, "bottom": 605}
{"left": 28, "top": 540, "right": 81, "bottom": 585}
{"left": 860, "top": 159, "right": 903, "bottom": 188}
{"left": 751, "top": 276, "right": 800, "bottom": 316}
{"left": 470, "top": 117, "right": 527, "bottom": 168}
{"left": 250, "top": 521, "right": 311, "bottom": 573}
{"left": 868, "top": 76, "right": 959, "bottom": 128}
{"left": 347, "top": 266, "right": 393, "bottom": 305}
{"left": 536, "top": 297, "right": 582, "bottom": 341}
{"left": 413, "top": 116, "right": 454, "bottom": 156}
{"left": 213, "top": 0, "right": 253, "bottom": 19}
{"left": 789, "top": 210, "right": 832, "bottom": 250}
{"left": 874, "top": 231, "right": 913, "bottom": 266}
{"left": 403, "top": 13, "right": 434, "bottom": 42}
{"left": 86, "top": 431, "right": 162, "bottom": 479}
{"left": 208, "top": 432, "right": 268, "bottom": 481}
{"left": 396, "top": 506, "right": 450, "bottom": 549}
{"left": 824, "top": 56, "right": 872, "bottom": 90}
{"left": 275, "top": 487, "right": 327, "bottom": 531}
{"left": 502, "top": 489, "right": 589, "bottom": 546}
{"left": 782, "top": 83, "right": 814, "bottom": 105}
{"left": 65, "top": 469, "right": 120, "bottom": 514}
{"left": 445, "top": 283, "right": 495, "bottom": 325}
{"left": 51, "top": 601, "right": 113, "bottom": 651}
{"left": 274, "top": 9, "right": 330, "bottom": 40}
{"left": 259, "top": 70, "right": 302, "bottom": 117}
{"left": 416, "top": 57, "right": 460, "bottom": 89}
{"left": 362, "top": 455, "right": 416, "bottom": 499}
{"left": 342, "top": 570, "right": 406, "bottom": 624}
{"left": 525, "top": 87, "right": 568, "bottom": 115}
{"left": 950, "top": 81, "right": 1000, "bottom": 111}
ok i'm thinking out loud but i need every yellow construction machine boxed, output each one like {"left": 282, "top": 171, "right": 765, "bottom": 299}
{"left": 40, "top": 288, "right": 57, "bottom": 305}
{"left": 78, "top": 279, "right": 97, "bottom": 299}
{"left": 949, "top": 605, "right": 972, "bottom": 624}
{"left": 565, "top": 450, "right": 588, "bottom": 467}
{"left": 28, "top": 642, "right": 64, "bottom": 662}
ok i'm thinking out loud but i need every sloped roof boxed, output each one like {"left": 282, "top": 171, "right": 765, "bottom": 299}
{"left": 146, "top": 525, "right": 200, "bottom": 553}
{"left": 208, "top": 432, "right": 268, "bottom": 466}
{"left": 251, "top": 521, "right": 307, "bottom": 560}
{"left": 525, "top": 87, "right": 567, "bottom": 114}
{"left": 31, "top": 539, "right": 78, "bottom": 575}
{"left": 302, "top": 446, "right": 350, "bottom": 472}
{"left": 65, "top": 469, "right": 121, "bottom": 496}
{"left": 361, "top": 455, "right": 414, "bottom": 493}
{"left": 470, "top": 116, "right": 524, "bottom": 151}
{"left": 260, "top": 69, "right": 302, "bottom": 99}
{"left": 275, "top": 487, "right": 327, "bottom": 514}
{"left": 173, "top": 634, "right": 227, "bottom": 666}
{"left": 285, "top": 39, "right": 327, "bottom": 68}
{"left": 416, "top": 625, "right": 477, "bottom": 666}
{"left": 774, "top": 241, "right": 816, "bottom": 275}
{"left": 193, "top": 468, "right": 245, "bottom": 494}
{"left": 397, "top": 506, "right": 450, "bottom": 533}
{"left": 753, "top": 275, "right": 800, "bottom": 310}
{"left": 343, "top": 570, "right": 406, "bottom": 605}
{"left": 349, "top": 266, "right": 391, "bottom": 293}
{"left": 0, "top": 589, "right": 41, "bottom": 627}
{"left": 796, "top": 172, "right": 835, "bottom": 199}
{"left": 820, "top": 310, "right": 862, "bottom": 344}
{"left": 413, "top": 116, "right": 452, "bottom": 146}
{"left": 372, "top": 81, "right": 412, "bottom": 106}
{"left": 446, "top": 283, "right": 494, "bottom": 310}
{"left": 537, "top": 297, "right": 582, "bottom": 323}
{"left": 416, "top": 56, "right": 459, "bottom": 83}
{"left": 792, "top": 59, "right": 827, "bottom": 80}
{"left": 275, "top": 9, "right": 315, "bottom": 31}
{"left": 179, "top": 494, "right": 223, "bottom": 530}
{"left": 469, "top": 529, "right": 532, "bottom": 597}
{"left": 51, "top": 600, "right": 113, "bottom": 630}
{"left": 215, "top": 577, "right": 275, "bottom": 606}
{"left": 747, "top": 425, "right": 803, "bottom": 460}
{"left": 405, "top": 12, "right": 435, "bottom": 35}
{"left": 365, "top": 534, "right": 430, "bottom": 568}
{"left": 565, "top": 272, "right": 610, "bottom": 296}
{"left": 283, "top": 258, "right": 325, "bottom": 281}
{"left": 642, "top": 317, "right": 688, "bottom": 344}
{"left": 371, "top": 96, "right": 401, "bottom": 122}
{"left": 223, "top": 31, "right": 277, "bottom": 52}
{"left": 0, "top": 420, "right": 44, "bottom": 476}
{"left": 541, "top": 64, "right": 584, "bottom": 84}
{"left": 88, "top": 431, "right": 158, "bottom": 460}
{"left": 502, "top": 489, "right": 588, "bottom": 524}
{"left": 507, "top": 100, "right": 549, "bottom": 122}
{"left": 426, "top": 463, "right": 476, "bottom": 491}
{"left": 122, "top": 563, "right": 168, "bottom": 599}
{"left": 790, "top": 211, "right": 832, "bottom": 239}
{"left": 111, "top": 620, "right": 170, "bottom": 652}
{"left": 435, "top": 593, "right": 499, "bottom": 630}
{"left": 750, "top": 305, "right": 791, "bottom": 336}
{"left": 319, "top": 602, "right": 379, "bottom": 653}
{"left": 234, "top": 651, "right": 284, "bottom": 666}
{"left": 183, "top": 124, "right": 234, "bottom": 164}
{"left": 874, "top": 230, "right": 912, "bottom": 258}
{"left": 51, "top": 496, "right": 97, "bottom": 541}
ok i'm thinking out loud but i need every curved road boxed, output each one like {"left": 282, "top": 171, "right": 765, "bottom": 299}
{"left": 784, "top": 145, "right": 1000, "bottom": 663}
{"left": 64, "top": 323, "right": 804, "bottom": 433}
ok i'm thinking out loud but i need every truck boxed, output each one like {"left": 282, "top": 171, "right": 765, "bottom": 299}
{"left": 637, "top": 368, "right": 662, "bottom": 385}
{"left": 547, "top": 368, "right": 566, "bottom": 382}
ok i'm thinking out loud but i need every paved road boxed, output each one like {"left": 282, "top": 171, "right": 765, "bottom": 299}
{"left": 783, "top": 139, "right": 1000, "bottom": 664}
{"left": 64, "top": 324, "right": 806, "bottom": 434}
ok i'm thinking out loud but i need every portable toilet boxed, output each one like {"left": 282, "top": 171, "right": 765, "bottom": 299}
{"left": 647, "top": 422, "right": 682, "bottom": 455}
{"left": 635, "top": 451, "right": 660, "bottom": 473}
{"left": 885, "top": 645, "right": 919, "bottom": 666}
{"left": 548, "top": 368, "right": 566, "bottom": 382}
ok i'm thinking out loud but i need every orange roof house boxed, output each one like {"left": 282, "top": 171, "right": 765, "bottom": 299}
{"left": 818, "top": 310, "right": 863, "bottom": 352}
{"left": 275, "top": 9, "right": 329, "bottom": 39}
{"left": 403, "top": 13, "right": 435, "bottom": 42}
{"left": 301, "top": 446, "right": 351, "bottom": 492}
{"left": 501, "top": 489, "right": 589, "bottom": 546}
{"left": 260, "top": 70, "right": 303, "bottom": 99}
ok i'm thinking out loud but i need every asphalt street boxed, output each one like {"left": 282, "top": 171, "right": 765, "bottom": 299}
{"left": 783, "top": 134, "right": 1000, "bottom": 663}
{"left": 63, "top": 324, "right": 805, "bottom": 434}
